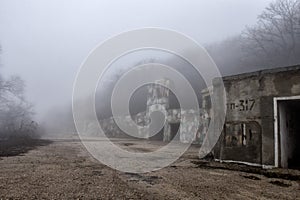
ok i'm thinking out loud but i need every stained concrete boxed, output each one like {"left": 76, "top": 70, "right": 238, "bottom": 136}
{"left": 206, "top": 65, "right": 300, "bottom": 167}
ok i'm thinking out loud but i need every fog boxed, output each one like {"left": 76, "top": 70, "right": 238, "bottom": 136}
{"left": 0, "top": 0, "right": 273, "bottom": 119}
{"left": 1, "top": 0, "right": 281, "bottom": 136}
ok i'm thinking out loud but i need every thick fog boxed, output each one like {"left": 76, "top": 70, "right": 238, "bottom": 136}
{"left": 0, "top": 0, "right": 272, "bottom": 120}
{"left": 7, "top": 0, "right": 300, "bottom": 137}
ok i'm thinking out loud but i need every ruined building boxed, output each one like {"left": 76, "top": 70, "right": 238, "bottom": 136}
{"left": 94, "top": 78, "right": 207, "bottom": 144}
{"left": 203, "top": 65, "right": 300, "bottom": 169}
{"left": 88, "top": 65, "right": 300, "bottom": 169}
{"left": 145, "top": 79, "right": 205, "bottom": 143}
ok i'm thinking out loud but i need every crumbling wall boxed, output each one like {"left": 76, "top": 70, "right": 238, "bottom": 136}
{"left": 209, "top": 65, "right": 300, "bottom": 166}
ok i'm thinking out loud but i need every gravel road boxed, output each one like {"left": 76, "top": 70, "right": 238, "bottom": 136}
{"left": 0, "top": 139, "right": 299, "bottom": 199}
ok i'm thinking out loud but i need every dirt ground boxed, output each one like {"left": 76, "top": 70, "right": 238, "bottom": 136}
{"left": 0, "top": 138, "right": 299, "bottom": 199}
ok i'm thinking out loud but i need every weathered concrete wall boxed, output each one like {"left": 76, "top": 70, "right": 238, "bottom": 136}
{"left": 211, "top": 65, "right": 300, "bottom": 166}
{"left": 83, "top": 78, "right": 208, "bottom": 144}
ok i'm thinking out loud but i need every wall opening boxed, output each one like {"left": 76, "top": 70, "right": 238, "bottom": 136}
{"left": 278, "top": 100, "right": 300, "bottom": 169}
{"left": 149, "top": 127, "right": 164, "bottom": 141}
{"left": 170, "top": 123, "right": 180, "bottom": 141}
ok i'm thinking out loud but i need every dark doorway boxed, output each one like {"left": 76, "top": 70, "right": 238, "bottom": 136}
{"left": 170, "top": 123, "right": 180, "bottom": 141}
{"left": 149, "top": 127, "right": 164, "bottom": 141}
{"left": 278, "top": 100, "right": 300, "bottom": 169}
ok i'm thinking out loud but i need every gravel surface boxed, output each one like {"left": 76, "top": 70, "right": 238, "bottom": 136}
{"left": 0, "top": 139, "right": 299, "bottom": 199}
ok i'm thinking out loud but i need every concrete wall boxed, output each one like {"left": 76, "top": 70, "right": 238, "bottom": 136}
{"left": 211, "top": 65, "right": 300, "bottom": 166}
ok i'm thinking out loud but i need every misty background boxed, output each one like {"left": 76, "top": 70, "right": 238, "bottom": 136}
{"left": 0, "top": 0, "right": 299, "bottom": 136}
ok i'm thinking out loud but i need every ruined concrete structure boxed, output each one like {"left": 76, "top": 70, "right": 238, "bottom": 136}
{"left": 203, "top": 65, "right": 300, "bottom": 169}
{"left": 146, "top": 79, "right": 172, "bottom": 142}
{"left": 145, "top": 79, "right": 205, "bottom": 143}
{"left": 85, "top": 65, "right": 300, "bottom": 169}
{"left": 85, "top": 78, "right": 207, "bottom": 144}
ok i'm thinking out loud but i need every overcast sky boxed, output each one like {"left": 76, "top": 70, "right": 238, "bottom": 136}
{"left": 0, "top": 0, "right": 273, "bottom": 120}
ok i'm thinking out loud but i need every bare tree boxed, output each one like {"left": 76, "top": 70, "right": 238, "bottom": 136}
{"left": 0, "top": 75, "right": 37, "bottom": 139}
{"left": 242, "top": 0, "right": 300, "bottom": 67}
